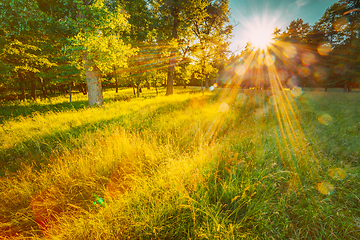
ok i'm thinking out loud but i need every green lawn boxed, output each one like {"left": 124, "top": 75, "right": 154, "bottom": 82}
{"left": 0, "top": 87, "right": 359, "bottom": 239}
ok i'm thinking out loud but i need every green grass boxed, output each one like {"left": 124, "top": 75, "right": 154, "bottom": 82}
{"left": 0, "top": 87, "right": 359, "bottom": 239}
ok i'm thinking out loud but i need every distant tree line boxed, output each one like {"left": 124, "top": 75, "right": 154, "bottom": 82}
{"left": 222, "top": 0, "right": 360, "bottom": 92}
{"left": 0, "top": 0, "right": 232, "bottom": 105}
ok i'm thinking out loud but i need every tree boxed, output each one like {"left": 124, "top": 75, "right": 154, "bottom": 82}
{"left": 191, "top": 0, "right": 232, "bottom": 90}
{"left": 68, "top": 1, "right": 136, "bottom": 106}
{"left": 312, "top": 0, "right": 360, "bottom": 91}
{"left": 280, "top": 18, "right": 310, "bottom": 43}
{"left": 149, "top": 0, "right": 218, "bottom": 95}
{"left": 0, "top": 0, "right": 58, "bottom": 101}
{"left": 28, "top": 0, "right": 136, "bottom": 106}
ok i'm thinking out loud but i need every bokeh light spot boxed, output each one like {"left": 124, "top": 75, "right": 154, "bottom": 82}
{"left": 219, "top": 102, "right": 230, "bottom": 113}
{"left": 317, "top": 42, "right": 332, "bottom": 56}
{"left": 317, "top": 181, "right": 335, "bottom": 195}
{"left": 236, "top": 93, "right": 248, "bottom": 105}
{"left": 269, "top": 95, "right": 280, "bottom": 106}
{"left": 257, "top": 54, "right": 265, "bottom": 65}
{"left": 328, "top": 168, "right": 347, "bottom": 180}
{"left": 314, "top": 67, "right": 329, "bottom": 82}
{"left": 255, "top": 107, "right": 269, "bottom": 117}
{"left": 236, "top": 66, "right": 246, "bottom": 75}
{"left": 298, "top": 66, "right": 311, "bottom": 77}
{"left": 334, "top": 63, "right": 348, "bottom": 75}
{"left": 318, "top": 114, "right": 333, "bottom": 125}
{"left": 283, "top": 43, "right": 297, "bottom": 58}
{"left": 287, "top": 76, "right": 300, "bottom": 88}
{"left": 334, "top": 17, "right": 349, "bottom": 32}
{"left": 265, "top": 54, "right": 275, "bottom": 66}
{"left": 209, "top": 86, "right": 215, "bottom": 91}
{"left": 301, "top": 52, "right": 316, "bottom": 66}
{"left": 291, "top": 87, "right": 303, "bottom": 98}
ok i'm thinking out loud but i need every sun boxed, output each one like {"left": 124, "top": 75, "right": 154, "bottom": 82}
{"left": 248, "top": 27, "right": 274, "bottom": 50}
{"left": 240, "top": 14, "right": 279, "bottom": 51}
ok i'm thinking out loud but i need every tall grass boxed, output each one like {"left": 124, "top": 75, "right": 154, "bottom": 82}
{"left": 0, "top": 88, "right": 359, "bottom": 239}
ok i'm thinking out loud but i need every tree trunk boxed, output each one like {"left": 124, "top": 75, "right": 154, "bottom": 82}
{"left": 79, "top": 83, "right": 87, "bottom": 95}
{"left": 41, "top": 80, "right": 48, "bottom": 99}
{"left": 166, "top": 58, "right": 175, "bottom": 95}
{"left": 30, "top": 80, "right": 36, "bottom": 101}
{"left": 201, "top": 80, "right": 204, "bottom": 95}
{"left": 113, "top": 66, "right": 119, "bottom": 93}
{"left": 69, "top": 81, "right": 72, "bottom": 103}
{"left": 83, "top": 53, "right": 104, "bottom": 106}
{"left": 136, "top": 83, "right": 140, "bottom": 97}
{"left": 133, "top": 85, "right": 136, "bottom": 96}
{"left": 30, "top": 73, "right": 38, "bottom": 101}
{"left": 166, "top": 17, "right": 179, "bottom": 96}
{"left": 18, "top": 72, "right": 26, "bottom": 101}
{"left": 205, "top": 74, "right": 209, "bottom": 89}
{"left": 344, "top": 82, "right": 348, "bottom": 92}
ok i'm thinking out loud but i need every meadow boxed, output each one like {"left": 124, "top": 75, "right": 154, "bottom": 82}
{"left": 0, "top": 87, "right": 359, "bottom": 239}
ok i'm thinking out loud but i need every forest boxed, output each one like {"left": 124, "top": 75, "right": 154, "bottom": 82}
{"left": 0, "top": 0, "right": 359, "bottom": 105}
{"left": 0, "top": 0, "right": 232, "bottom": 106}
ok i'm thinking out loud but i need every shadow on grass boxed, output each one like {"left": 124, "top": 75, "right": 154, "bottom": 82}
{"left": 0, "top": 87, "right": 202, "bottom": 124}
{"left": 0, "top": 97, "right": 195, "bottom": 176}
{"left": 0, "top": 99, "right": 89, "bottom": 125}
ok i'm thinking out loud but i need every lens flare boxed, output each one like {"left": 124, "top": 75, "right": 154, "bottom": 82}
{"left": 219, "top": 102, "right": 230, "bottom": 113}
{"left": 236, "top": 93, "right": 248, "bottom": 105}
{"left": 314, "top": 67, "right": 329, "bottom": 82}
{"left": 301, "top": 52, "right": 316, "bottom": 66}
{"left": 93, "top": 194, "right": 106, "bottom": 207}
{"left": 291, "top": 87, "right": 303, "bottom": 98}
{"left": 283, "top": 43, "right": 297, "bottom": 58}
{"left": 298, "top": 66, "right": 311, "bottom": 77}
{"left": 318, "top": 114, "right": 333, "bottom": 125}
{"left": 269, "top": 95, "right": 280, "bottom": 106}
{"left": 264, "top": 54, "right": 275, "bottom": 66}
{"left": 328, "top": 168, "right": 347, "bottom": 180}
{"left": 334, "top": 64, "right": 348, "bottom": 75}
{"left": 317, "top": 42, "right": 332, "bottom": 56}
{"left": 334, "top": 17, "right": 349, "bottom": 32}
{"left": 317, "top": 181, "right": 335, "bottom": 195}
{"left": 249, "top": 30, "right": 274, "bottom": 50}
{"left": 228, "top": 9, "right": 332, "bottom": 202}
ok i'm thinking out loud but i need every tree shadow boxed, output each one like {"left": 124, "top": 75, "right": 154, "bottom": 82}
{"left": 0, "top": 97, "right": 194, "bottom": 175}
{"left": 0, "top": 99, "right": 89, "bottom": 124}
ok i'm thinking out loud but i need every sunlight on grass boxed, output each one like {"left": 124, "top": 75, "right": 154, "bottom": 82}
{"left": 0, "top": 88, "right": 359, "bottom": 239}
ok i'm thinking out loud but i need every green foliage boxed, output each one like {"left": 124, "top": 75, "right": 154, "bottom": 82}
{"left": 2, "top": 39, "right": 56, "bottom": 74}
{"left": 68, "top": 31, "right": 136, "bottom": 74}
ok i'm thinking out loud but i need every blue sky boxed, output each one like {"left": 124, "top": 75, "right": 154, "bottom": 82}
{"left": 229, "top": 0, "right": 339, "bottom": 52}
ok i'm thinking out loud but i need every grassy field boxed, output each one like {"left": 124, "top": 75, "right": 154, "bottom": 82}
{"left": 0, "top": 87, "right": 359, "bottom": 239}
